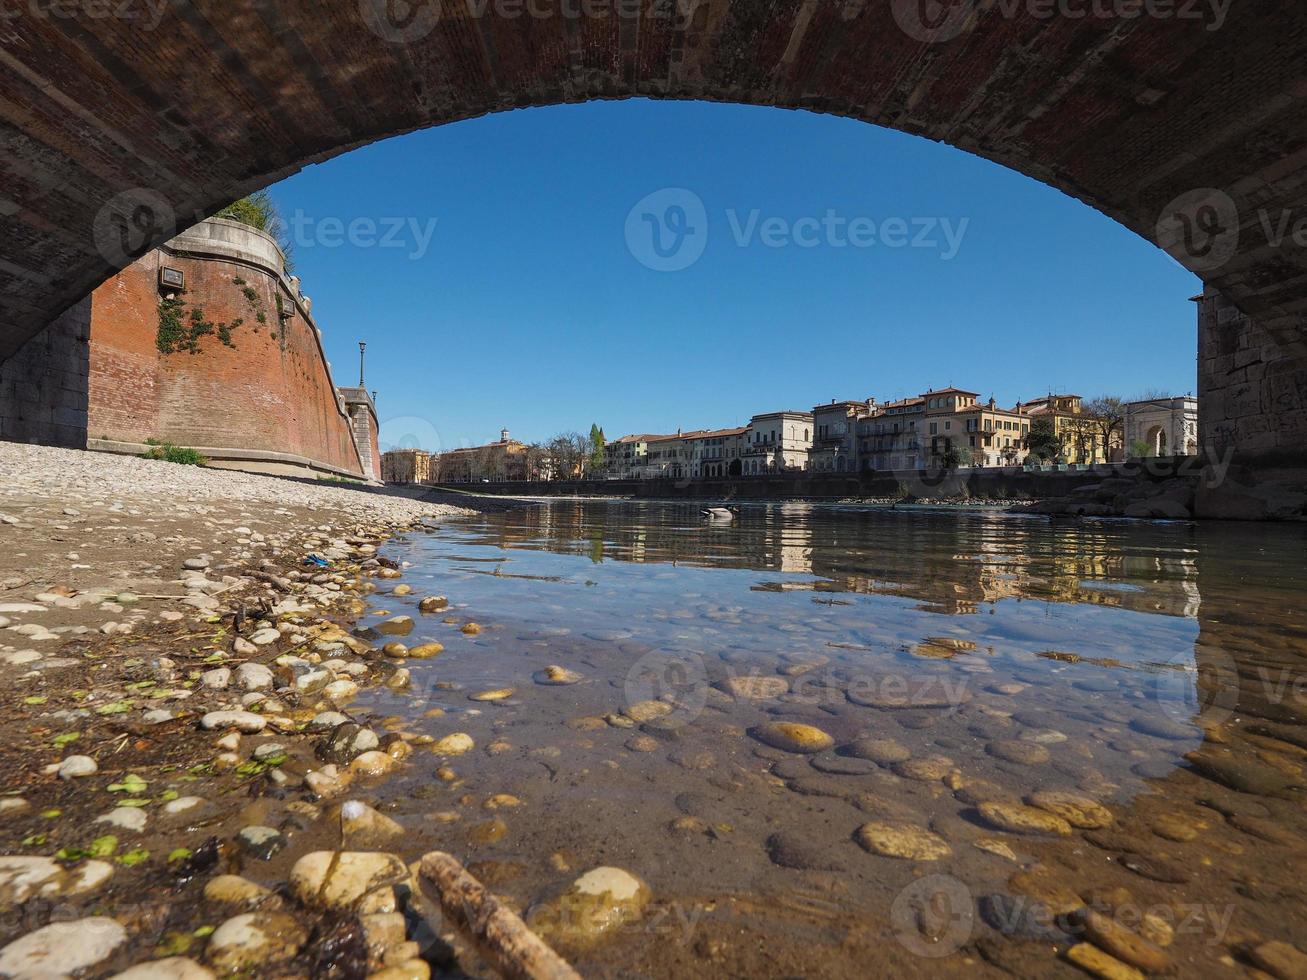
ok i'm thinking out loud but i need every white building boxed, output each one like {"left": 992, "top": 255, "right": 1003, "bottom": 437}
{"left": 742, "top": 411, "right": 813, "bottom": 475}
{"left": 1123, "top": 396, "right": 1198, "bottom": 457}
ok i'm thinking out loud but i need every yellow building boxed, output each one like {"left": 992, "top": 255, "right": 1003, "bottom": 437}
{"left": 1020, "top": 394, "right": 1114, "bottom": 464}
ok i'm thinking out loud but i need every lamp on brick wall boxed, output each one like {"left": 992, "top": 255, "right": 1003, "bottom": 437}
{"left": 159, "top": 266, "right": 184, "bottom": 298}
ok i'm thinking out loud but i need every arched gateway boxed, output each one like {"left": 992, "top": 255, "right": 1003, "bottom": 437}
{"left": 1, "top": 2, "right": 1305, "bottom": 484}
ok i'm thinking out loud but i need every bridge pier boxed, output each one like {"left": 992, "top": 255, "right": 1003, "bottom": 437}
{"left": 0, "top": 301, "right": 90, "bottom": 449}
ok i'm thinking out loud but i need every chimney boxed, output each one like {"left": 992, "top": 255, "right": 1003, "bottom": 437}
{"left": 500, "top": 428, "right": 509, "bottom": 444}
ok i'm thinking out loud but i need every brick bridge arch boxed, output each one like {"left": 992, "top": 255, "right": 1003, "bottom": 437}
{"left": 1, "top": 2, "right": 1305, "bottom": 464}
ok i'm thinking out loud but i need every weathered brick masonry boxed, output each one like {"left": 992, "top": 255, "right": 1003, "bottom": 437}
{"left": 2, "top": 218, "right": 377, "bottom": 480}
{"left": 82, "top": 218, "right": 372, "bottom": 479}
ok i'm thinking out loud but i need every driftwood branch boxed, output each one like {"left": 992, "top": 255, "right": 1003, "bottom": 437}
{"left": 418, "top": 851, "right": 581, "bottom": 980}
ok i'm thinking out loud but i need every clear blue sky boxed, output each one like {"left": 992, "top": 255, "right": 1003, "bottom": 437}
{"left": 269, "top": 99, "right": 1200, "bottom": 453}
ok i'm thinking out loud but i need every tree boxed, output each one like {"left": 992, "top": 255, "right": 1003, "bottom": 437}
{"left": 939, "top": 444, "right": 964, "bottom": 470}
{"left": 1027, "top": 418, "right": 1061, "bottom": 462}
{"left": 213, "top": 190, "right": 295, "bottom": 272}
{"left": 1083, "top": 396, "right": 1125, "bottom": 461}
{"left": 1130, "top": 439, "right": 1153, "bottom": 459}
{"left": 588, "top": 423, "right": 606, "bottom": 475}
{"left": 523, "top": 443, "right": 549, "bottom": 481}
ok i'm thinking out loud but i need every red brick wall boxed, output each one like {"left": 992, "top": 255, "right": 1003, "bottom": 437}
{"left": 88, "top": 248, "right": 365, "bottom": 477}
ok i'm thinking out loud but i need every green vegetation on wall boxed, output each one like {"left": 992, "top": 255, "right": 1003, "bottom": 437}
{"left": 156, "top": 291, "right": 244, "bottom": 355}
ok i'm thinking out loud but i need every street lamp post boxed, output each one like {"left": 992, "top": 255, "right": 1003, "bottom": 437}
{"left": 358, "top": 341, "right": 366, "bottom": 388}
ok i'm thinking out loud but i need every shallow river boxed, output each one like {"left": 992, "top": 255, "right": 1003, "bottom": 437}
{"left": 357, "top": 500, "right": 1307, "bottom": 977}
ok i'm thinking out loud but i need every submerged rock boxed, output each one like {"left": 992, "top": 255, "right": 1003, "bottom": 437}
{"left": 855, "top": 822, "right": 952, "bottom": 860}
{"left": 534, "top": 665, "right": 583, "bottom": 685}
{"left": 749, "top": 722, "right": 834, "bottom": 754}
{"left": 206, "top": 913, "right": 307, "bottom": 973}
{"left": 527, "top": 867, "right": 651, "bottom": 949}
{"left": 978, "top": 802, "right": 1073, "bottom": 836}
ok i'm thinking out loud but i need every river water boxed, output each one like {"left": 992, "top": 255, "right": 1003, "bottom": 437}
{"left": 358, "top": 500, "right": 1307, "bottom": 977}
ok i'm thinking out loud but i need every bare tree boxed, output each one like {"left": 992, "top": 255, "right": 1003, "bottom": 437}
{"left": 1083, "top": 396, "right": 1125, "bottom": 462}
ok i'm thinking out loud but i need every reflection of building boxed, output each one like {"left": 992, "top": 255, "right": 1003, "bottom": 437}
{"left": 381, "top": 448, "right": 432, "bottom": 484}
{"left": 1123, "top": 396, "right": 1198, "bottom": 457}
{"left": 743, "top": 411, "right": 813, "bottom": 475}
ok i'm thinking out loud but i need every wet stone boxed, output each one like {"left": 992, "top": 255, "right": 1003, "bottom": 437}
{"left": 0, "top": 918, "right": 127, "bottom": 977}
{"left": 206, "top": 913, "right": 307, "bottom": 973}
{"left": 978, "top": 802, "right": 1073, "bottom": 836}
{"left": 855, "top": 822, "right": 952, "bottom": 861}
{"left": 527, "top": 867, "right": 651, "bottom": 950}
{"left": 766, "top": 832, "right": 843, "bottom": 871}
{"left": 237, "top": 825, "right": 286, "bottom": 860}
{"left": 987, "top": 739, "right": 1051, "bottom": 765}
{"left": 1131, "top": 716, "right": 1198, "bottom": 740}
{"left": 893, "top": 756, "right": 953, "bottom": 782}
{"left": 810, "top": 752, "right": 879, "bottom": 775}
{"left": 846, "top": 737, "right": 911, "bottom": 764}
{"left": 1027, "top": 790, "right": 1114, "bottom": 829}
{"left": 750, "top": 722, "right": 834, "bottom": 754}
{"left": 979, "top": 893, "right": 1072, "bottom": 942}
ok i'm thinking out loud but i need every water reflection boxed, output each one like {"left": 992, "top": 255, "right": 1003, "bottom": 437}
{"left": 363, "top": 501, "right": 1307, "bottom": 978}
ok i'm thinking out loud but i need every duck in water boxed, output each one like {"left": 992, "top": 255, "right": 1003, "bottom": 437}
{"left": 702, "top": 506, "right": 738, "bottom": 521}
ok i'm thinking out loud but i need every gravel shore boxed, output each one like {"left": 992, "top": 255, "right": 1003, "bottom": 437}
{"left": 0, "top": 442, "right": 476, "bottom": 977}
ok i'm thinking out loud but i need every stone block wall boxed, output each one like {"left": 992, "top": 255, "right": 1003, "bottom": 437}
{"left": 1199, "top": 287, "right": 1307, "bottom": 464}
{"left": 0, "top": 300, "right": 91, "bottom": 448}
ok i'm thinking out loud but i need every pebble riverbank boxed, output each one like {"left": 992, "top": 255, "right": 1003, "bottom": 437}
{"left": 0, "top": 443, "right": 505, "bottom": 976}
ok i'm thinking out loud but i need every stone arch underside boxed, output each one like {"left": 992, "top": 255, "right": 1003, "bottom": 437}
{"left": 2, "top": 2, "right": 1307, "bottom": 461}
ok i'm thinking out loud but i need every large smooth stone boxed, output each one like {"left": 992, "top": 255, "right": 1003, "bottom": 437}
{"left": 719, "top": 676, "right": 788, "bottom": 700}
{"left": 289, "top": 851, "right": 407, "bottom": 911}
{"left": 855, "top": 822, "right": 952, "bottom": 860}
{"left": 1028, "top": 790, "right": 1113, "bottom": 829}
{"left": 527, "top": 867, "right": 651, "bottom": 949}
{"left": 749, "top": 722, "right": 834, "bottom": 754}
{"left": 205, "top": 913, "right": 307, "bottom": 973}
{"left": 111, "top": 957, "right": 215, "bottom": 979}
{"left": 978, "top": 802, "right": 1073, "bottom": 836}
{"left": 0, "top": 917, "right": 126, "bottom": 976}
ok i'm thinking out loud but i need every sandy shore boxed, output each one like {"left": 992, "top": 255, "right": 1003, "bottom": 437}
{"left": 0, "top": 442, "right": 476, "bottom": 977}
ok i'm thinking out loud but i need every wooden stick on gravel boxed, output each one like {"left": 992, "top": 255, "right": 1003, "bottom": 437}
{"left": 419, "top": 851, "right": 582, "bottom": 980}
